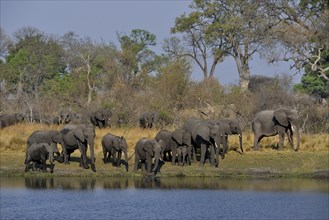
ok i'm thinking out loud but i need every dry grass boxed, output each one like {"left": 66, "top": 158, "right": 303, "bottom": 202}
{"left": 0, "top": 124, "right": 328, "bottom": 177}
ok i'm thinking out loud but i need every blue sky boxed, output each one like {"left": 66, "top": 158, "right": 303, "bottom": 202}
{"left": 1, "top": 0, "right": 302, "bottom": 85}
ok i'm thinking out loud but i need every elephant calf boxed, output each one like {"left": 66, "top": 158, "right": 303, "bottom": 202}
{"left": 25, "top": 143, "right": 58, "bottom": 173}
{"left": 102, "top": 133, "right": 129, "bottom": 172}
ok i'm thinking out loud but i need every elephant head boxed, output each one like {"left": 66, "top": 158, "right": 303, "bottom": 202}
{"left": 91, "top": 109, "right": 111, "bottom": 128}
{"left": 209, "top": 124, "right": 227, "bottom": 160}
{"left": 220, "top": 119, "right": 243, "bottom": 154}
{"left": 145, "top": 139, "right": 163, "bottom": 173}
{"left": 42, "top": 143, "right": 59, "bottom": 163}
{"left": 273, "top": 108, "right": 300, "bottom": 151}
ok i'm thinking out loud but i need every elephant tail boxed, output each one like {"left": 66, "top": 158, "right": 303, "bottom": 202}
{"left": 127, "top": 152, "right": 135, "bottom": 161}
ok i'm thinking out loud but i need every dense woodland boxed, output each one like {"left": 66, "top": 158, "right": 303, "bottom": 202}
{"left": 0, "top": 0, "right": 328, "bottom": 133}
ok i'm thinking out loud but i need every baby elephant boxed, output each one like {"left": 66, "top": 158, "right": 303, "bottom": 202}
{"left": 24, "top": 143, "right": 58, "bottom": 173}
{"left": 102, "top": 133, "right": 129, "bottom": 172}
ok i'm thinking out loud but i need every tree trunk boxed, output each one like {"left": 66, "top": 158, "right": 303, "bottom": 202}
{"left": 234, "top": 56, "right": 250, "bottom": 91}
{"left": 85, "top": 58, "right": 92, "bottom": 106}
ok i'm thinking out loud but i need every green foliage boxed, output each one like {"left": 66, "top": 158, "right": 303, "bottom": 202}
{"left": 294, "top": 49, "right": 329, "bottom": 99}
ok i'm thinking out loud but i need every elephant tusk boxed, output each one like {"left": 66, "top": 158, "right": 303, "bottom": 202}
{"left": 215, "top": 142, "right": 219, "bottom": 149}
{"left": 291, "top": 125, "right": 296, "bottom": 132}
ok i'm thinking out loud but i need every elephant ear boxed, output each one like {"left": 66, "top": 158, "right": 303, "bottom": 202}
{"left": 274, "top": 109, "right": 289, "bottom": 127}
{"left": 52, "top": 134, "right": 62, "bottom": 144}
{"left": 95, "top": 111, "right": 103, "bottom": 120}
{"left": 143, "top": 141, "right": 154, "bottom": 156}
{"left": 73, "top": 128, "right": 85, "bottom": 142}
{"left": 172, "top": 129, "right": 183, "bottom": 145}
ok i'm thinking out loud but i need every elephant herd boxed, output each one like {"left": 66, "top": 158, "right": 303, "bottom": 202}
{"left": 23, "top": 107, "right": 301, "bottom": 176}
{"left": 0, "top": 109, "right": 112, "bottom": 129}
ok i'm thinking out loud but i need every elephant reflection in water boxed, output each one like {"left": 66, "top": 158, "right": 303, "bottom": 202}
{"left": 24, "top": 177, "right": 55, "bottom": 189}
{"left": 134, "top": 177, "right": 161, "bottom": 189}
{"left": 103, "top": 178, "right": 129, "bottom": 189}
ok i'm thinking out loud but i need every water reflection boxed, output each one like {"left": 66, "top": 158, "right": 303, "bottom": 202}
{"left": 0, "top": 176, "right": 328, "bottom": 192}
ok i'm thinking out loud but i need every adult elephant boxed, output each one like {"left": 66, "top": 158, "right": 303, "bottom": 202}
{"left": 0, "top": 113, "right": 25, "bottom": 128}
{"left": 139, "top": 111, "right": 159, "bottom": 129}
{"left": 252, "top": 108, "right": 300, "bottom": 151}
{"left": 155, "top": 129, "right": 191, "bottom": 166}
{"left": 90, "top": 109, "right": 111, "bottom": 128}
{"left": 133, "top": 138, "right": 164, "bottom": 175}
{"left": 183, "top": 118, "right": 227, "bottom": 167}
{"left": 26, "top": 130, "right": 62, "bottom": 158}
{"left": 58, "top": 124, "right": 96, "bottom": 172}
{"left": 102, "top": 133, "right": 129, "bottom": 172}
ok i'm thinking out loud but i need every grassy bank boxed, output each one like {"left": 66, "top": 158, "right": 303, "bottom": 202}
{"left": 0, "top": 124, "right": 328, "bottom": 178}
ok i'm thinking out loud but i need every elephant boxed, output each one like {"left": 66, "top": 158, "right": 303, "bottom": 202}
{"left": 24, "top": 142, "right": 59, "bottom": 173}
{"left": 252, "top": 108, "right": 300, "bottom": 151}
{"left": 57, "top": 124, "right": 96, "bottom": 172}
{"left": 214, "top": 119, "right": 243, "bottom": 154}
{"left": 26, "top": 130, "right": 62, "bottom": 158}
{"left": 133, "top": 138, "right": 164, "bottom": 175}
{"left": 0, "top": 113, "right": 25, "bottom": 128}
{"left": 101, "top": 133, "right": 129, "bottom": 172}
{"left": 223, "top": 119, "right": 243, "bottom": 154}
{"left": 90, "top": 109, "right": 111, "bottom": 128}
{"left": 183, "top": 118, "right": 227, "bottom": 167}
{"left": 139, "top": 111, "right": 159, "bottom": 129}
{"left": 155, "top": 129, "right": 191, "bottom": 166}
{"left": 59, "top": 110, "right": 75, "bottom": 124}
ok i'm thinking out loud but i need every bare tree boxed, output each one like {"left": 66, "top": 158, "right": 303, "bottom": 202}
{"left": 263, "top": 0, "right": 329, "bottom": 81}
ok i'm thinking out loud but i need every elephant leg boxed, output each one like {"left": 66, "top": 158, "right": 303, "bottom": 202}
{"left": 253, "top": 134, "right": 262, "bottom": 151}
{"left": 117, "top": 151, "right": 122, "bottom": 167}
{"left": 286, "top": 129, "right": 293, "bottom": 146}
{"left": 62, "top": 146, "right": 70, "bottom": 164}
{"left": 278, "top": 132, "right": 285, "bottom": 150}
{"left": 215, "top": 146, "right": 219, "bottom": 167}
{"left": 193, "top": 146, "right": 197, "bottom": 161}
{"left": 171, "top": 148, "right": 177, "bottom": 165}
{"left": 209, "top": 146, "right": 215, "bottom": 167}
{"left": 133, "top": 156, "right": 139, "bottom": 172}
{"left": 199, "top": 144, "right": 206, "bottom": 167}
{"left": 102, "top": 146, "right": 107, "bottom": 164}
{"left": 78, "top": 142, "right": 89, "bottom": 169}
{"left": 50, "top": 161, "right": 54, "bottom": 173}
{"left": 41, "top": 158, "right": 46, "bottom": 172}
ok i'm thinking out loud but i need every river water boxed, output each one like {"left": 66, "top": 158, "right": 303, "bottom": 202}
{"left": 1, "top": 177, "right": 328, "bottom": 220}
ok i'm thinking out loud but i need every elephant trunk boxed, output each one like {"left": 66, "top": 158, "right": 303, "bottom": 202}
{"left": 124, "top": 149, "right": 129, "bottom": 172}
{"left": 292, "top": 124, "right": 300, "bottom": 151}
{"left": 152, "top": 158, "right": 160, "bottom": 173}
{"left": 239, "top": 133, "right": 243, "bottom": 154}
{"left": 88, "top": 141, "right": 96, "bottom": 172}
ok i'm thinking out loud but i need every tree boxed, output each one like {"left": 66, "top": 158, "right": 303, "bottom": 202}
{"left": 4, "top": 27, "right": 65, "bottom": 100}
{"left": 168, "top": 0, "right": 271, "bottom": 90}
{"left": 117, "top": 29, "right": 159, "bottom": 87}
{"left": 264, "top": 0, "right": 329, "bottom": 81}
{"left": 294, "top": 48, "right": 329, "bottom": 100}
{"left": 60, "top": 32, "right": 105, "bottom": 106}
{"left": 0, "top": 28, "right": 12, "bottom": 62}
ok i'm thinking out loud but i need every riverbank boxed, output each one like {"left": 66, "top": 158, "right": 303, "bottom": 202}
{"left": 0, "top": 124, "right": 328, "bottom": 178}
